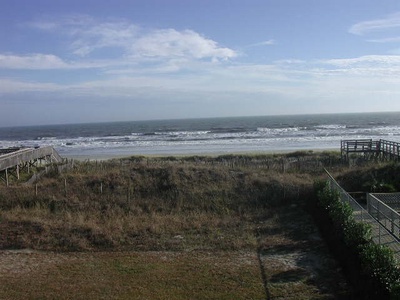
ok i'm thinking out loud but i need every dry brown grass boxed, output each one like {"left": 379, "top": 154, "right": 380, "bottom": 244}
{"left": 0, "top": 153, "right": 351, "bottom": 299}
{"left": 0, "top": 251, "right": 265, "bottom": 300}
{"left": 0, "top": 156, "right": 315, "bottom": 251}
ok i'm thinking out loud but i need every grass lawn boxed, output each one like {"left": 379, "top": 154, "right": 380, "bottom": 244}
{"left": 1, "top": 251, "right": 265, "bottom": 300}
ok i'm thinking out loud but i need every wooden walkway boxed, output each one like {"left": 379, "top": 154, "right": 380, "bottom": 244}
{"left": 0, "top": 147, "right": 63, "bottom": 185}
{"left": 341, "top": 139, "right": 400, "bottom": 161}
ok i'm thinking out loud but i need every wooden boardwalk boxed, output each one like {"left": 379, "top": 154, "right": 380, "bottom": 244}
{"left": 341, "top": 139, "right": 400, "bottom": 161}
{"left": 0, "top": 147, "right": 63, "bottom": 185}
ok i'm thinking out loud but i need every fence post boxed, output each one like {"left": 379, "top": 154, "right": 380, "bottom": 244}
{"left": 360, "top": 203, "right": 364, "bottom": 221}
{"left": 377, "top": 201, "right": 381, "bottom": 244}
{"left": 391, "top": 210, "right": 394, "bottom": 234}
{"left": 5, "top": 168, "right": 9, "bottom": 187}
{"left": 379, "top": 222, "right": 381, "bottom": 245}
{"left": 377, "top": 200, "right": 380, "bottom": 223}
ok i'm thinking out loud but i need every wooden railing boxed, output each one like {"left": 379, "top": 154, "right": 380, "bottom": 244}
{"left": 341, "top": 139, "right": 379, "bottom": 153}
{"left": 0, "top": 148, "right": 22, "bottom": 155}
{"left": 379, "top": 140, "right": 400, "bottom": 157}
{"left": 0, "top": 146, "right": 63, "bottom": 171}
{"left": 341, "top": 139, "right": 400, "bottom": 160}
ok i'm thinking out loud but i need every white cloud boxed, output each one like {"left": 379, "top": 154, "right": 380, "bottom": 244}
{"left": 349, "top": 12, "right": 400, "bottom": 35}
{"left": 70, "top": 21, "right": 139, "bottom": 57}
{"left": 367, "top": 36, "right": 400, "bottom": 43}
{"left": 0, "top": 54, "right": 68, "bottom": 69}
{"left": 3, "top": 53, "right": 400, "bottom": 97}
{"left": 246, "top": 40, "right": 276, "bottom": 48}
{"left": 29, "top": 14, "right": 94, "bottom": 31}
{"left": 0, "top": 78, "right": 61, "bottom": 93}
{"left": 28, "top": 15, "right": 238, "bottom": 63}
{"left": 131, "top": 29, "right": 237, "bottom": 61}
{"left": 0, "top": 53, "right": 120, "bottom": 70}
{"left": 323, "top": 55, "right": 400, "bottom": 67}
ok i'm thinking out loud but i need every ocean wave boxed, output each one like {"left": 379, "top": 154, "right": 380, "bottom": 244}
{"left": 35, "top": 136, "right": 57, "bottom": 141}
{"left": 210, "top": 127, "right": 250, "bottom": 134}
{"left": 315, "top": 124, "right": 346, "bottom": 130}
{"left": 159, "top": 130, "right": 210, "bottom": 136}
{"left": 257, "top": 127, "right": 302, "bottom": 133}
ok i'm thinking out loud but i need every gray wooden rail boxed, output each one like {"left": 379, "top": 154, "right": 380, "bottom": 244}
{"left": 0, "top": 146, "right": 62, "bottom": 171}
{"left": 0, "top": 147, "right": 63, "bottom": 185}
{"left": 341, "top": 139, "right": 400, "bottom": 161}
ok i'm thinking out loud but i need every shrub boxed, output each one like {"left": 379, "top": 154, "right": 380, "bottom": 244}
{"left": 316, "top": 182, "right": 352, "bottom": 227}
{"left": 343, "top": 221, "right": 371, "bottom": 249}
{"left": 314, "top": 180, "right": 400, "bottom": 299}
{"left": 360, "top": 243, "right": 400, "bottom": 296}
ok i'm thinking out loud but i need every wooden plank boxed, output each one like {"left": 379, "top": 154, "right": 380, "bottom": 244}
{"left": 0, "top": 147, "right": 63, "bottom": 172}
{"left": 341, "top": 139, "right": 400, "bottom": 160}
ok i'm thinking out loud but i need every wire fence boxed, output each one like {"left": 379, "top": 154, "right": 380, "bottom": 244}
{"left": 370, "top": 193, "right": 400, "bottom": 211}
{"left": 325, "top": 170, "right": 400, "bottom": 260}
{"left": 368, "top": 193, "right": 400, "bottom": 240}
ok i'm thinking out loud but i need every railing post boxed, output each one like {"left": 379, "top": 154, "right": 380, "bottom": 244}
{"left": 379, "top": 221, "right": 381, "bottom": 245}
{"left": 377, "top": 201, "right": 381, "bottom": 244}
{"left": 360, "top": 203, "right": 364, "bottom": 221}
{"left": 377, "top": 200, "right": 380, "bottom": 223}
{"left": 391, "top": 210, "right": 394, "bottom": 234}
{"left": 397, "top": 219, "right": 400, "bottom": 238}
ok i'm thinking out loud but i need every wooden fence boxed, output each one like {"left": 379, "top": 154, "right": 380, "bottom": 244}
{"left": 341, "top": 139, "right": 400, "bottom": 161}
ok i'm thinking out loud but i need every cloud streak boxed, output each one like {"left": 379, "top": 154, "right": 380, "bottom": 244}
{"left": 131, "top": 29, "right": 237, "bottom": 61}
{"left": 349, "top": 12, "right": 400, "bottom": 35}
{"left": 323, "top": 55, "right": 400, "bottom": 67}
{"left": 0, "top": 54, "right": 69, "bottom": 69}
{"left": 245, "top": 40, "right": 276, "bottom": 48}
{"left": 69, "top": 20, "right": 140, "bottom": 57}
{"left": 3, "top": 54, "right": 400, "bottom": 96}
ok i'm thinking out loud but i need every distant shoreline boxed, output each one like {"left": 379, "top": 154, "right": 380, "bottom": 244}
{"left": 2, "top": 112, "right": 399, "bottom": 160}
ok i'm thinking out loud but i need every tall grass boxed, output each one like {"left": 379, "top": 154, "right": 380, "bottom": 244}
{"left": 0, "top": 154, "right": 317, "bottom": 251}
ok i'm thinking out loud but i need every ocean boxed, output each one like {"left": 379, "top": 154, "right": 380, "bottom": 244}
{"left": 0, "top": 112, "right": 399, "bottom": 159}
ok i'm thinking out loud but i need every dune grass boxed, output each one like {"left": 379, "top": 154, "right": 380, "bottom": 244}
{"left": 0, "top": 153, "right": 351, "bottom": 299}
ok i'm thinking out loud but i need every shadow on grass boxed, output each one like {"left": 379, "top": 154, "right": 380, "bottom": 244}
{"left": 269, "top": 268, "right": 309, "bottom": 284}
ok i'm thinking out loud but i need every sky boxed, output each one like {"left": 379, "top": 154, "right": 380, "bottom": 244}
{"left": 1, "top": 0, "right": 400, "bottom": 126}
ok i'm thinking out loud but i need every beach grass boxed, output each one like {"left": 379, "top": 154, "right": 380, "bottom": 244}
{"left": 0, "top": 152, "right": 351, "bottom": 299}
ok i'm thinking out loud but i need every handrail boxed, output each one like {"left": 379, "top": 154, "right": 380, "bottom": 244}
{"left": 0, "top": 147, "right": 63, "bottom": 171}
{"left": 368, "top": 193, "right": 400, "bottom": 239}
{"left": 325, "top": 170, "right": 400, "bottom": 259}
{"left": 341, "top": 139, "right": 400, "bottom": 160}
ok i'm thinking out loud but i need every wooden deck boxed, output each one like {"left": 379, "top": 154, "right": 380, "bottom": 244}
{"left": 341, "top": 139, "right": 400, "bottom": 161}
{"left": 0, "top": 147, "right": 63, "bottom": 185}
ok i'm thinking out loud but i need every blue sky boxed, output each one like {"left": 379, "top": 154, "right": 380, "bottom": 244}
{"left": 1, "top": 0, "right": 400, "bottom": 126}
